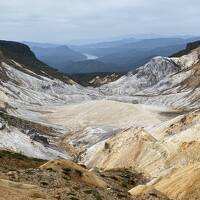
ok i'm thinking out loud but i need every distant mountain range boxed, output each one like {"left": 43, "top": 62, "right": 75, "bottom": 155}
{"left": 24, "top": 36, "right": 200, "bottom": 74}
{"left": 24, "top": 42, "right": 87, "bottom": 73}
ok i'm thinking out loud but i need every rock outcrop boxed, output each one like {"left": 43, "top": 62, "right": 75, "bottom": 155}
{"left": 101, "top": 41, "right": 200, "bottom": 110}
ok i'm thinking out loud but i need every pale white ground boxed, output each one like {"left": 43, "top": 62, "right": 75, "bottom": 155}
{"left": 41, "top": 99, "right": 177, "bottom": 150}
{"left": 42, "top": 100, "right": 173, "bottom": 132}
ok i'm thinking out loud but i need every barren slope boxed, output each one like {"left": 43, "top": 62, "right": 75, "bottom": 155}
{"left": 101, "top": 43, "right": 200, "bottom": 110}
{"left": 43, "top": 100, "right": 169, "bottom": 131}
{"left": 42, "top": 100, "right": 175, "bottom": 155}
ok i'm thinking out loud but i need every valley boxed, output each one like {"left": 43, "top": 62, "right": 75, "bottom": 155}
{"left": 1, "top": 39, "right": 200, "bottom": 200}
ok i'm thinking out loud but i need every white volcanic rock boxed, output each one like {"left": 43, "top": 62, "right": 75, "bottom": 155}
{"left": 0, "top": 91, "right": 8, "bottom": 110}
{"left": 100, "top": 56, "right": 180, "bottom": 95}
{"left": 69, "top": 126, "right": 118, "bottom": 149}
{"left": 0, "top": 126, "right": 70, "bottom": 160}
{"left": 0, "top": 61, "right": 99, "bottom": 108}
{"left": 100, "top": 47, "right": 200, "bottom": 110}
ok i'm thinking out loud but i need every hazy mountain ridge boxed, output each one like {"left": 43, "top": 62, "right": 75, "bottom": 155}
{"left": 74, "top": 37, "right": 200, "bottom": 71}
{"left": 25, "top": 42, "right": 87, "bottom": 73}
{"left": 65, "top": 60, "right": 119, "bottom": 74}
{"left": 25, "top": 37, "right": 200, "bottom": 74}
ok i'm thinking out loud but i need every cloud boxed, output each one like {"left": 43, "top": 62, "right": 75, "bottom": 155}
{"left": 0, "top": 0, "right": 200, "bottom": 43}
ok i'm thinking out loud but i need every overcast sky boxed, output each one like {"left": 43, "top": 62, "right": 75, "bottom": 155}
{"left": 0, "top": 0, "right": 200, "bottom": 44}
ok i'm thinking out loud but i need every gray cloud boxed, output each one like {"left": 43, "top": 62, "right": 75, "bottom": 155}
{"left": 0, "top": 0, "right": 200, "bottom": 43}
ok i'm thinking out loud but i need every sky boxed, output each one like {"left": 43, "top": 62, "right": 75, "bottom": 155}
{"left": 0, "top": 0, "right": 200, "bottom": 44}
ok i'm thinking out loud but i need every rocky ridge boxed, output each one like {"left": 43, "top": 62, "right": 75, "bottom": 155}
{"left": 101, "top": 42, "right": 200, "bottom": 110}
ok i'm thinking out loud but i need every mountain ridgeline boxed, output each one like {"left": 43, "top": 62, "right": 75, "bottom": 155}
{"left": 0, "top": 40, "right": 45, "bottom": 68}
{"left": 30, "top": 45, "right": 87, "bottom": 71}
{"left": 25, "top": 37, "right": 200, "bottom": 74}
